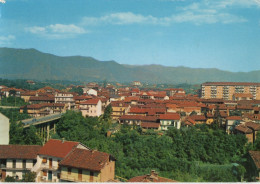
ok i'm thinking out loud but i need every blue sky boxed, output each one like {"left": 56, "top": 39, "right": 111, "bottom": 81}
{"left": 0, "top": 0, "right": 260, "bottom": 72}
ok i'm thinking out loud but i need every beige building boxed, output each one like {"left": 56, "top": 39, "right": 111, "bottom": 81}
{"left": 59, "top": 148, "right": 115, "bottom": 182}
{"left": 32, "top": 139, "right": 90, "bottom": 182}
{"left": 0, "top": 113, "right": 9, "bottom": 145}
{"left": 0, "top": 145, "right": 42, "bottom": 181}
{"left": 55, "top": 92, "right": 75, "bottom": 110}
{"left": 79, "top": 99, "right": 102, "bottom": 117}
{"left": 201, "top": 82, "right": 260, "bottom": 100}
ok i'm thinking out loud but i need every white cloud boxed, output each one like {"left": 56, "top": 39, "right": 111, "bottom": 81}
{"left": 0, "top": 35, "right": 15, "bottom": 45}
{"left": 25, "top": 24, "right": 87, "bottom": 39}
{"left": 81, "top": 10, "right": 246, "bottom": 26}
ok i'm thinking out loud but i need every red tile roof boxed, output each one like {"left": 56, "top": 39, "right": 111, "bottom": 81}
{"left": 59, "top": 148, "right": 111, "bottom": 171}
{"left": 226, "top": 116, "right": 242, "bottom": 120}
{"left": 38, "top": 139, "right": 79, "bottom": 158}
{"left": 29, "top": 96, "right": 55, "bottom": 101}
{"left": 159, "top": 113, "right": 180, "bottom": 120}
{"left": 249, "top": 151, "right": 260, "bottom": 170}
{"left": 235, "top": 124, "right": 253, "bottom": 134}
{"left": 80, "top": 99, "right": 100, "bottom": 105}
{"left": 141, "top": 122, "right": 160, "bottom": 128}
{"left": 190, "top": 115, "right": 206, "bottom": 121}
{"left": 245, "top": 122, "right": 260, "bottom": 131}
{"left": 128, "top": 171, "right": 177, "bottom": 182}
{"left": 0, "top": 145, "right": 42, "bottom": 159}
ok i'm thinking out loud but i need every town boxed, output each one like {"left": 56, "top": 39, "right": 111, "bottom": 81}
{"left": 0, "top": 79, "right": 260, "bottom": 182}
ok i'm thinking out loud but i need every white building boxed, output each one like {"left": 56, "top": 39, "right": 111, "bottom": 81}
{"left": 159, "top": 113, "right": 181, "bottom": 131}
{"left": 0, "top": 113, "right": 9, "bottom": 145}
{"left": 79, "top": 99, "right": 102, "bottom": 117}
{"left": 86, "top": 89, "right": 98, "bottom": 96}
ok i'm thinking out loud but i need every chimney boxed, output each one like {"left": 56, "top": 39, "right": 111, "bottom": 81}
{"left": 62, "top": 138, "right": 65, "bottom": 143}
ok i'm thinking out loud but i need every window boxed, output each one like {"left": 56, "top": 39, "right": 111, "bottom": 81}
{"left": 43, "top": 170, "right": 47, "bottom": 176}
{"left": 33, "top": 160, "right": 37, "bottom": 166}
{"left": 12, "top": 160, "right": 16, "bottom": 168}
{"left": 23, "top": 160, "right": 26, "bottom": 169}
{"left": 68, "top": 167, "right": 72, "bottom": 175}
{"left": 42, "top": 157, "right": 47, "bottom": 163}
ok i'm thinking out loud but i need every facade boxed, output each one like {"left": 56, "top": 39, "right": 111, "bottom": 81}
{"left": 0, "top": 113, "right": 9, "bottom": 145}
{"left": 59, "top": 148, "right": 115, "bottom": 182}
{"left": 32, "top": 139, "right": 89, "bottom": 182}
{"left": 111, "top": 101, "right": 130, "bottom": 120}
{"left": 0, "top": 145, "right": 42, "bottom": 181}
{"left": 159, "top": 113, "right": 181, "bottom": 131}
{"left": 201, "top": 82, "right": 260, "bottom": 100}
{"left": 55, "top": 92, "right": 75, "bottom": 110}
{"left": 79, "top": 99, "right": 102, "bottom": 117}
{"left": 225, "top": 116, "right": 243, "bottom": 134}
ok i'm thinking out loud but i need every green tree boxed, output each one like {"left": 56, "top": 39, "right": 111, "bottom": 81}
{"left": 5, "top": 176, "right": 16, "bottom": 182}
{"left": 103, "top": 104, "right": 112, "bottom": 121}
{"left": 69, "top": 87, "right": 83, "bottom": 95}
{"left": 22, "top": 172, "right": 37, "bottom": 182}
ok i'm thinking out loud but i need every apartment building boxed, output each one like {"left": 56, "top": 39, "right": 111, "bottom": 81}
{"left": 0, "top": 145, "right": 42, "bottom": 181}
{"left": 201, "top": 82, "right": 260, "bottom": 100}
{"left": 54, "top": 92, "right": 75, "bottom": 110}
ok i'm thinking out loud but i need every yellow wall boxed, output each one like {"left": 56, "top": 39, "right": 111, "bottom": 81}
{"left": 60, "top": 167, "right": 100, "bottom": 182}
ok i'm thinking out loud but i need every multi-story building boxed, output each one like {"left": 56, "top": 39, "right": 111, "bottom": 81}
{"left": 0, "top": 145, "right": 42, "bottom": 181}
{"left": 79, "top": 99, "right": 102, "bottom": 117}
{"left": 32, "top": 139, "right": 90, "bottom": 182}
{"left": 159, "top": 113, "right": 181, "bottom": 131}
{"left": 201, "top": 82, "right": 260, "bottom": 100}
{"left": 54, "top": 92, "right": 75, "bottom": 110}
{"left": 59, "top": 148, "right": 116, "bottom": 182}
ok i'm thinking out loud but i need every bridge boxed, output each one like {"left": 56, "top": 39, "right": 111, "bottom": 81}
{"left": 21, "top": 113, "right": 64, "bottom": 142}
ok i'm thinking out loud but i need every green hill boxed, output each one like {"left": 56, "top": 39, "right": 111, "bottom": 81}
{"left": 0, "top": 47, "right": 259, "bottom": 84}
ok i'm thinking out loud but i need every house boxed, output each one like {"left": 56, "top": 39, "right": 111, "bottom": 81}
{"left": 132, "top": 81, "right": 142, "bottom": 87}
{"left": 59, "top": 148, "right": 116, "bottom": 182}
{"left": 0, "top": 113, "right": 9, "bottom": 145}
{"left": 0, "top": 145, "right": 42, "bottom": 181}
{"left": 189, "top": 115, "right": 207, "bottom": 124}
{"left": 128, "top": 170, "right": 177, "bottom": 182}
{"left": 86, "top": 88, "right": 98, "bottom": 96}
{"left": 165, "top": 88, "right": 185, "bottom": 97}
{"left": 159, "top": 113, "right": 181, "bottom": 131}
{"left": 248, "top": 151, "right": 260, "bottom": 181}
{"left": 32, "top": 139, "right": 90, "bottom": 182}
{"left": 20, "top": 103, "right": 66, "bottom": 117}
{"left": 235, "top": 122, "right": 260, "bottom": 143}
{"left": 20, "top": 91, "right": 37, "bottom": 102}
{"left": 225, "top": 116, "right": 243, "bottom": 134}
{"left": 235, "top": 124, "right": 254, "bottom": 142}
{"left": 111, "top": 101, "right": 130, "bottom": 120}
{"left": 55, "top": 92, "right": 75, "bottom": 110}
{"left": 79, "top": 99, "right": 102, "bottom": 117}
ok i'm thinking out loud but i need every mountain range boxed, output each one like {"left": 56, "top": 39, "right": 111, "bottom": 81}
{"left": 0, "top": 47, "right": 259, "bottom": 84}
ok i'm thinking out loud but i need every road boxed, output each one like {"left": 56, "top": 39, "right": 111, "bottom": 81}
{"left": 22, "top": 113, "right": 64, "bottom": 127}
